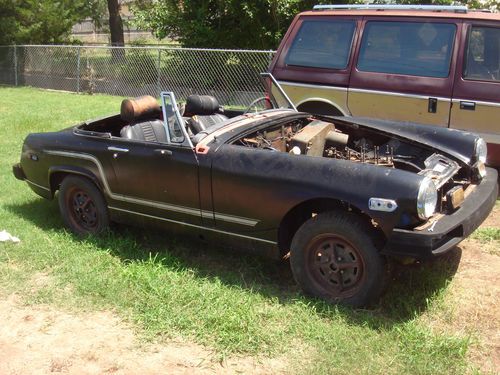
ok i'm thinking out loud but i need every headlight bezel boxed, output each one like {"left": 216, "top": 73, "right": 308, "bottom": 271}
{"left": 474, "top": 137, "right": 487, "bottom": 164}
{"left": 417, "top": 177, "right": 438, "bottom": 221}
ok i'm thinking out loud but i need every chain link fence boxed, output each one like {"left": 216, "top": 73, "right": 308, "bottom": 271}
{"left": 0, "top": 46, "right": 16, "bottom": 86}
{"left": 0, "top": 45, "right": 276, "bottom": 108}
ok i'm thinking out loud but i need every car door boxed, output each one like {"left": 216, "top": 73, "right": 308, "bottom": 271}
{"left": 105, "top": 95, "right": 202, "bottom": 225}
{"left": 450, "top": 22, "right": 500, "bottom": 166}
{"left": 348, "top": 17, "right": 460, "bottom": 127}
{"left": 105, "top": 139, "right": 201, "bottom": 225}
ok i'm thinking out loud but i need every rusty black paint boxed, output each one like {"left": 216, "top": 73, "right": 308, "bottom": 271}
{"left": 13, "top": 110, "right": 498, "bottom": 260}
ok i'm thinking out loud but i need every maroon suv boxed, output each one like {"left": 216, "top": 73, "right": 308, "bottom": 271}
{"left": 270, "top": 5, "right": 500, "bottom": 166}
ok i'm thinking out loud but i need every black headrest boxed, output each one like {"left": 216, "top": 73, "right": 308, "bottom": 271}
{"left": 121, "top": 95, "right": 161, "bottom": 123}
{"left": 184, "top": 95, "right": 220, "bottom": 116}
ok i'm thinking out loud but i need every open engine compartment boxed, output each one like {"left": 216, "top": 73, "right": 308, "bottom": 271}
{"left": 232, "top": 117, "right": 471, "bottom": 217}
{"left": 233, "top": 118, "right": 435, "bottom": 170}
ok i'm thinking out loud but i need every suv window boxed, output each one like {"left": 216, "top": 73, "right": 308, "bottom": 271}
{"left": 285, "top": 20, "right": 356, "bottom": 70}
{"left": 464, "top": 26, "right": 500, "bottom": 82}
{"left": 357, "top": 21, "right": 456, "bottom": 78}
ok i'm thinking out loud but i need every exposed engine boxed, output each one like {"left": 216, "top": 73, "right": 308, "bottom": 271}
{"left": 235, "top": 118, "right": 403, "bottom": 167}
{"left": 234, "top": 118, "right": 469, "bottom": 216}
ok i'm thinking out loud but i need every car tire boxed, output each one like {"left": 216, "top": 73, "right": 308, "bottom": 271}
{"left": 58, "top": 175, "right": 109, "bottom": 236}
{"left": 290, "top": 211, "right": 386, "bottom": 307}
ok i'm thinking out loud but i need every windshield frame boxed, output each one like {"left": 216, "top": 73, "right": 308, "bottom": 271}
{"left": 260, "top": 73, "right": 298, "bottom": 111}
{"left": 158, "top": 73, "right": 296, "bottom": 148}
{"left": 160, "top": 91, "right": 194, "bottom": 148}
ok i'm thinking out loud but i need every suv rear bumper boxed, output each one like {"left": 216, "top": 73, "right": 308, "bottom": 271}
{"left": 383, "top": 167, "right": 498, "bottom": 259}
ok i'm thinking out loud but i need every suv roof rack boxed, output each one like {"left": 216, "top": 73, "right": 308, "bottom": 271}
{"left": 312, "top": 4, "right": 468, "bottom": 13}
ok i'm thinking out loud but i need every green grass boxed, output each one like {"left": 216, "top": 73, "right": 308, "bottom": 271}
{"left": 472, "top": 228, "right": 500, "bottom": 255}
{"left": 473, "top": 228, "right": 500, "bottom": 242}
{"left": 0, "top": 86, "right": 486, "bottom": 374}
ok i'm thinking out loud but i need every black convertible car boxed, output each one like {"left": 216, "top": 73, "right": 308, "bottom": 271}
{"left": 13, "top": 74, "right": 498, "bottom": 307}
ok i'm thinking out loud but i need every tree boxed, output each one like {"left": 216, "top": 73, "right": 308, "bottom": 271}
{"left": 0, "top": 0, "right": 98, "bottom": 45}
{"left": 107, "top": 0, "right": 125, "bottom": 47}
{"left": 132, "top": 0, "right": 349, "bottom": 49}
{"left": 106, "top": 0, "right": 125, "bottom": 60}
{"left": 0, "top": 1, "right": 17, "bottom": 45}
{"left": 133, "top": 0, "right": 498, "bottom": 50}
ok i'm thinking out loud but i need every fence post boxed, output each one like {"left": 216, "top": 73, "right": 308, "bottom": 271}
{"left": 76, "top": 46, "right": 81, "bottom": 93}
{"left": 157, "top": 49, "right": 161, "bottom": 95}
{"left": 13, "top": 45, "right": 18, "bottom": 86}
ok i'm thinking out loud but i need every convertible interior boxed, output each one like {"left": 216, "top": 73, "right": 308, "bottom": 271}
{"left": 78, "top": 94, "right": 456, "bottom": 181}
{"left": 78, "top": 94, "right": 237, "bottom": 144}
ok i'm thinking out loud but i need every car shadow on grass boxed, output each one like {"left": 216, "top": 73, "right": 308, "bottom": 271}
{"left": 6, "top": 198, "right": 462, "bottom": 329}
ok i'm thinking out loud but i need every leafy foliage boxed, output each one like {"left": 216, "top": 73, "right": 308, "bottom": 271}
{"left": 1, "top": 0, "right": 497, "bottom": 48}
{"left": 0, "top": 0, "right": 100, "bottom": 45}
{"left": 132, "top": 0, "right": 352, "bottom": 49}
{"left": 133, "top": 0, "right": 499, "bottom": 49}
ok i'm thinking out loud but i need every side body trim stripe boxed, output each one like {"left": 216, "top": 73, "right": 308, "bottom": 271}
{"left": 349, "top": 87, "right": 450, "bottom": 102}
{"left": 44, "top": 150, "right": 259, "bottom": 227}
{"left": 278, "top": 80, "right": 348, "bottom": 92}
{"left": 109, "top": 206, "right": 276, "bottom": 244}
{"left": 451, "top": 98, "right": 500, "bottom": 108}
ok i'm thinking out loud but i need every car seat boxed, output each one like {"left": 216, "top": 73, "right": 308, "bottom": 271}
{"left": 119, "top": 96, "right": 167, "bottom": 142}
{"left": 184, "top": 95, "right": 228, "bottom": 135}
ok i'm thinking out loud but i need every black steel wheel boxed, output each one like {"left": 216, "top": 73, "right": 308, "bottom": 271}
{"left": 58, "top": 176, "right": 109, "bottom": 236}
{"left": 290, "top": 211, "right": 386, "bottom": 307}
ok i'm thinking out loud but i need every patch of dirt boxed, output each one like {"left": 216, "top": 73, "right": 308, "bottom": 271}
{"left": 481, "top": 203, "right": 500, "bottom": 228}
{"left": 452, "top": 240, "right": 500, "bottom": 373}
{"left": 420, "top": 207, "right": 500, "bottom": 374}
{"left": 0, "top": 295, "right": 285, "bottom": 375}
{"left": 30, "top": 272, "right": 53, "bottom": 289}
{"left": 1, "top": 205, "right": 497, "bottom": 374}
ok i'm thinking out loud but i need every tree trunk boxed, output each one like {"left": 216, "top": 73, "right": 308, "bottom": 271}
{"left": 107, "top": 0, "right": 125, "bottom": 60}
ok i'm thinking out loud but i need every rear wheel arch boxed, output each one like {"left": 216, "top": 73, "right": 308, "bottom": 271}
{"left": 296, "top": 100, "right": 346, "bottom": 116}
{"left": 49, "top": 168, "right": 102, "bottom": 197}
{"left": 277, "top": 198, "right": 385, "bottom": 259}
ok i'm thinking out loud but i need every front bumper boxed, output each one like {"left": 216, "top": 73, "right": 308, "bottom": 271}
{"left": 13, "top": 163, "right": 26, "bottom": 181}
{"left": 383, "top": 167, "right": 498, "bottom": 259}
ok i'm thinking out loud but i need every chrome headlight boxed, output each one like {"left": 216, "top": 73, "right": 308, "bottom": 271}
{"left": 474, "top": 137, "right": 487, "bottom": 164}
{"left": 417, "top": 177, "right": 438, "bottom": 220}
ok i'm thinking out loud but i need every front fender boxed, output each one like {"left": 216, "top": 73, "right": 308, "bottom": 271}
{"left": 211, "top": 145, "right": 423, "bottom": 236}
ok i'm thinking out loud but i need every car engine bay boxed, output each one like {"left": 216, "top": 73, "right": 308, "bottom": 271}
{"left": 233, "top": 118, "right": 471, "bottom": 215}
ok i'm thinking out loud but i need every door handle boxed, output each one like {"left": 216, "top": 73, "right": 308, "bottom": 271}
{"left": 428, "top": 98, "right": 438, "bottom": 113}
{"left": 107, "top": 146, "right": 129, "bottom": 153}
{"left": 460, "top": 101, "right": 476, "bottom": 111}
{"left": 154, "top": 149, "right": 173, "bottom": 156}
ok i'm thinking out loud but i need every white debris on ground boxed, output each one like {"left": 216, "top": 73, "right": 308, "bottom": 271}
{"left": 0, "top": 231, "right": 20, "bottom": 243}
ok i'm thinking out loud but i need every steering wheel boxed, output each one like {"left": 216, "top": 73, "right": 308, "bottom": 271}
{"left": 243, "top": 96, "right": 274, "bottom": 115}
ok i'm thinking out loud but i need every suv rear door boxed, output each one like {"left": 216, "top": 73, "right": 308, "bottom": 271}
{"left": 450, "top": 21, "right": 500, "bottom": 166}
{"left": 348, "top": 17, "right": 461, "bottom": 127}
